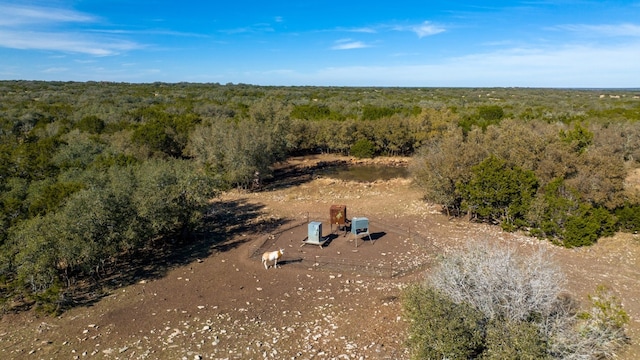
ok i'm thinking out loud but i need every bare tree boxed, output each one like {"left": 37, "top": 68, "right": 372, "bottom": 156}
{"left": 426, "top": 242, "right": 629, "bottom": 359}
{"left": 429, "top": 243, "right": 566, "bottom": 323}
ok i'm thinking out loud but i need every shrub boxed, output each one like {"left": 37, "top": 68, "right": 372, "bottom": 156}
{"left": 429, "top": 243, "right": 565, "bottom": 322}
{"left": 528, "top": 178, "right": 617, "bottom": 247}
{"left": 75, "top": 115, "right": 105, "bottom": 134}
{"left": 483, "top": 319, "right": 549, "bottom": 359}
{"left": 615, "top": 203, "right": 640, "bottom": 232}
{"left": 551, "top": 285, "right": 630, "bottom": 359}
{"left": 403, "top": 285, "right": 485, "bottom": 359}
{"left": 559, "top": 123, "right": 593, "bottom": 154}
{"left": 405, "top": 243, "right": 630, "bottom": 359}
{"left": 478, "top": 105, "right": 505, "bottom": 121}
{"left": 562, "top": 205, "right": 617, "bottom": 247}
{"left": 457, "top": 155, "right": 538, "bottom": 230}
{"left": 350, "top": 138, "right": 375, "bottom": 158}
{"left": 458, "top": 105, "right": 505, "bottom": 134}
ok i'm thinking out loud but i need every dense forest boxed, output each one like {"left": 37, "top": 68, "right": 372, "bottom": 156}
{"left": 1, "top": 81, "right": 640, "bottom": 312}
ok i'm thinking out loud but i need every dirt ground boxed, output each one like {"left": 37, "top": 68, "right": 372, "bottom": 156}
{"left": 0, "top": 154, "right": 639, "bottom": 360}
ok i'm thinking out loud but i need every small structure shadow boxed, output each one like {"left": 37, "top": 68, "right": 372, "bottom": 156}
{"left": 320, "top": 233, "right": 340, "bottom": 246}
{"left": 278, "top": 258, "right": 304, "bottom": 266}
{"left": 302, "top": 233, "right": 340, "bottom": 248}
{"left": 351, "top": 231, "right": 386, "bottom": 245}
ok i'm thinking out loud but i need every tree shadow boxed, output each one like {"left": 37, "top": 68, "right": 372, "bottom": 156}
{"left": 71, "top": 198, "right": 289, "bottom": 309}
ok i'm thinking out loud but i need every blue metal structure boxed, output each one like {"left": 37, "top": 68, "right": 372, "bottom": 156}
{"left": 351, "top": 217, "right": 372, "bottom": 247}
{"left": 303, "top": 221, "right": 327, "bottom": 248}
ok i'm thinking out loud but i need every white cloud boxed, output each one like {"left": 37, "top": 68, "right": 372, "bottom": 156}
{"left": 331, "top": 39, "right": 371, "bottom": 50}
{"left": 221, "top": 23, "right": 275, "bottom": 34}
{"left": 0, "top": 4, "right": 142, "bottom": 56}
{"left": 0, "top": 4, "right": 95, "bottom": 26}
{"left": 42, "top": 67, "right": 69, "bottom": 74}
{"left": 409, "top": 21, "right": 445, "bottom": 38}
{"left": 335, "top": 21, "right": 442, "bottom": 37}
{"left": 344, "top": 27, "right": 377, "bottom": 33}
{"left": 0, "top": 30, "right": 140, "bottom": 56}
{"left": 554, "top": 23, "right": 640, "bottom": 37}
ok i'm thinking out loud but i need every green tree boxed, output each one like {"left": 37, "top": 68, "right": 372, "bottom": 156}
{"left": 350, "top": 138, "right": 375, "bottom": 158}
{"left": 410, "top": 126, "right": 488, "bottom": 215}
{"left": 559, "top": 123, "right": 593, "bottom": 154}
{"left": 11, "top": 135, "right": 61, "bottom": 180}
{"left": 478, "top": 105, "right": 504, "bottom": 121}
{"left": 615, "top": 203, "right": 640, "bottom": 232}
{"left": 457, "top": 155, "right": 538, "bottom": 229}
{"left": 130, "top": 107, "right": 200, "bottom": 158}
{"left": 27, "top": 180, "right": 84, "bottom": 216}
{"left": 290, "top": 103, "right": 331, "bottom": 120}
{"left": 528, "top": 179, "right": 616, "bottom": 247}
{"left": 53, "top": 130, "right": 106, "bottom": 170}
{"left": 75, "top": 115, "right": 105, "bottom": 134}
{"left": 458, "top": 105, "right": 505, "bottom": 134}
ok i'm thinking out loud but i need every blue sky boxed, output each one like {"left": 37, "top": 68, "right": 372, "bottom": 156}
{"left": 1, "top": 1, "right": 639, "bottom": 87}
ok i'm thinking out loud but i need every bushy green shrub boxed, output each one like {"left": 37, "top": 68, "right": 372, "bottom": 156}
{"left": 349, "top": 138, "right": 375, "bottom": 158}
{"left": 403, "top": 285, "right": 485, "bottom": 359}
{"left": 75, "top": 115, "right": 105, "bottom": 134}
{"left": 457, "top": 155, "right": 538, "bottom": 230}
{"left": 3, "top": 159, "right": 218, "bottom": 312}
{"left": 615, "top": 203, "right": 640, "bottom": 232}
{"left": 528, "top": 178, "right": 617, "bottom": 247}
{"left": 559, "top": 123, "right": 593, "bottom": 154}
{"left": 290, "top": 103, "right": 331, "bottom": 120}
{"left": 478, "top": 105, "right": 505, "bottom": 121}
{"left": 458, "top": 105, "right": 505, "bottom": 134}
{"left": 563, "top": 205, "right": 617, "bottom": 247}
{"left": 483, "top": 319, "right": 549, "bottom": 360}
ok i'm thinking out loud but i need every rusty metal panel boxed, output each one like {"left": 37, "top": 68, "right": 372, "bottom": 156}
{"left": 330, "top": 205, "right": 347, "bottom": 226}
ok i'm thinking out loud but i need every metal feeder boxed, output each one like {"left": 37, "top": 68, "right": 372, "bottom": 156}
{"left": 330, "top": 204, "right": 347, "bottom": 235}
{"left": 303, "top": 221, "right": 327, "bottom": 248}
{"left": 351, "top": 217, "right": 372, "bottom": 247}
